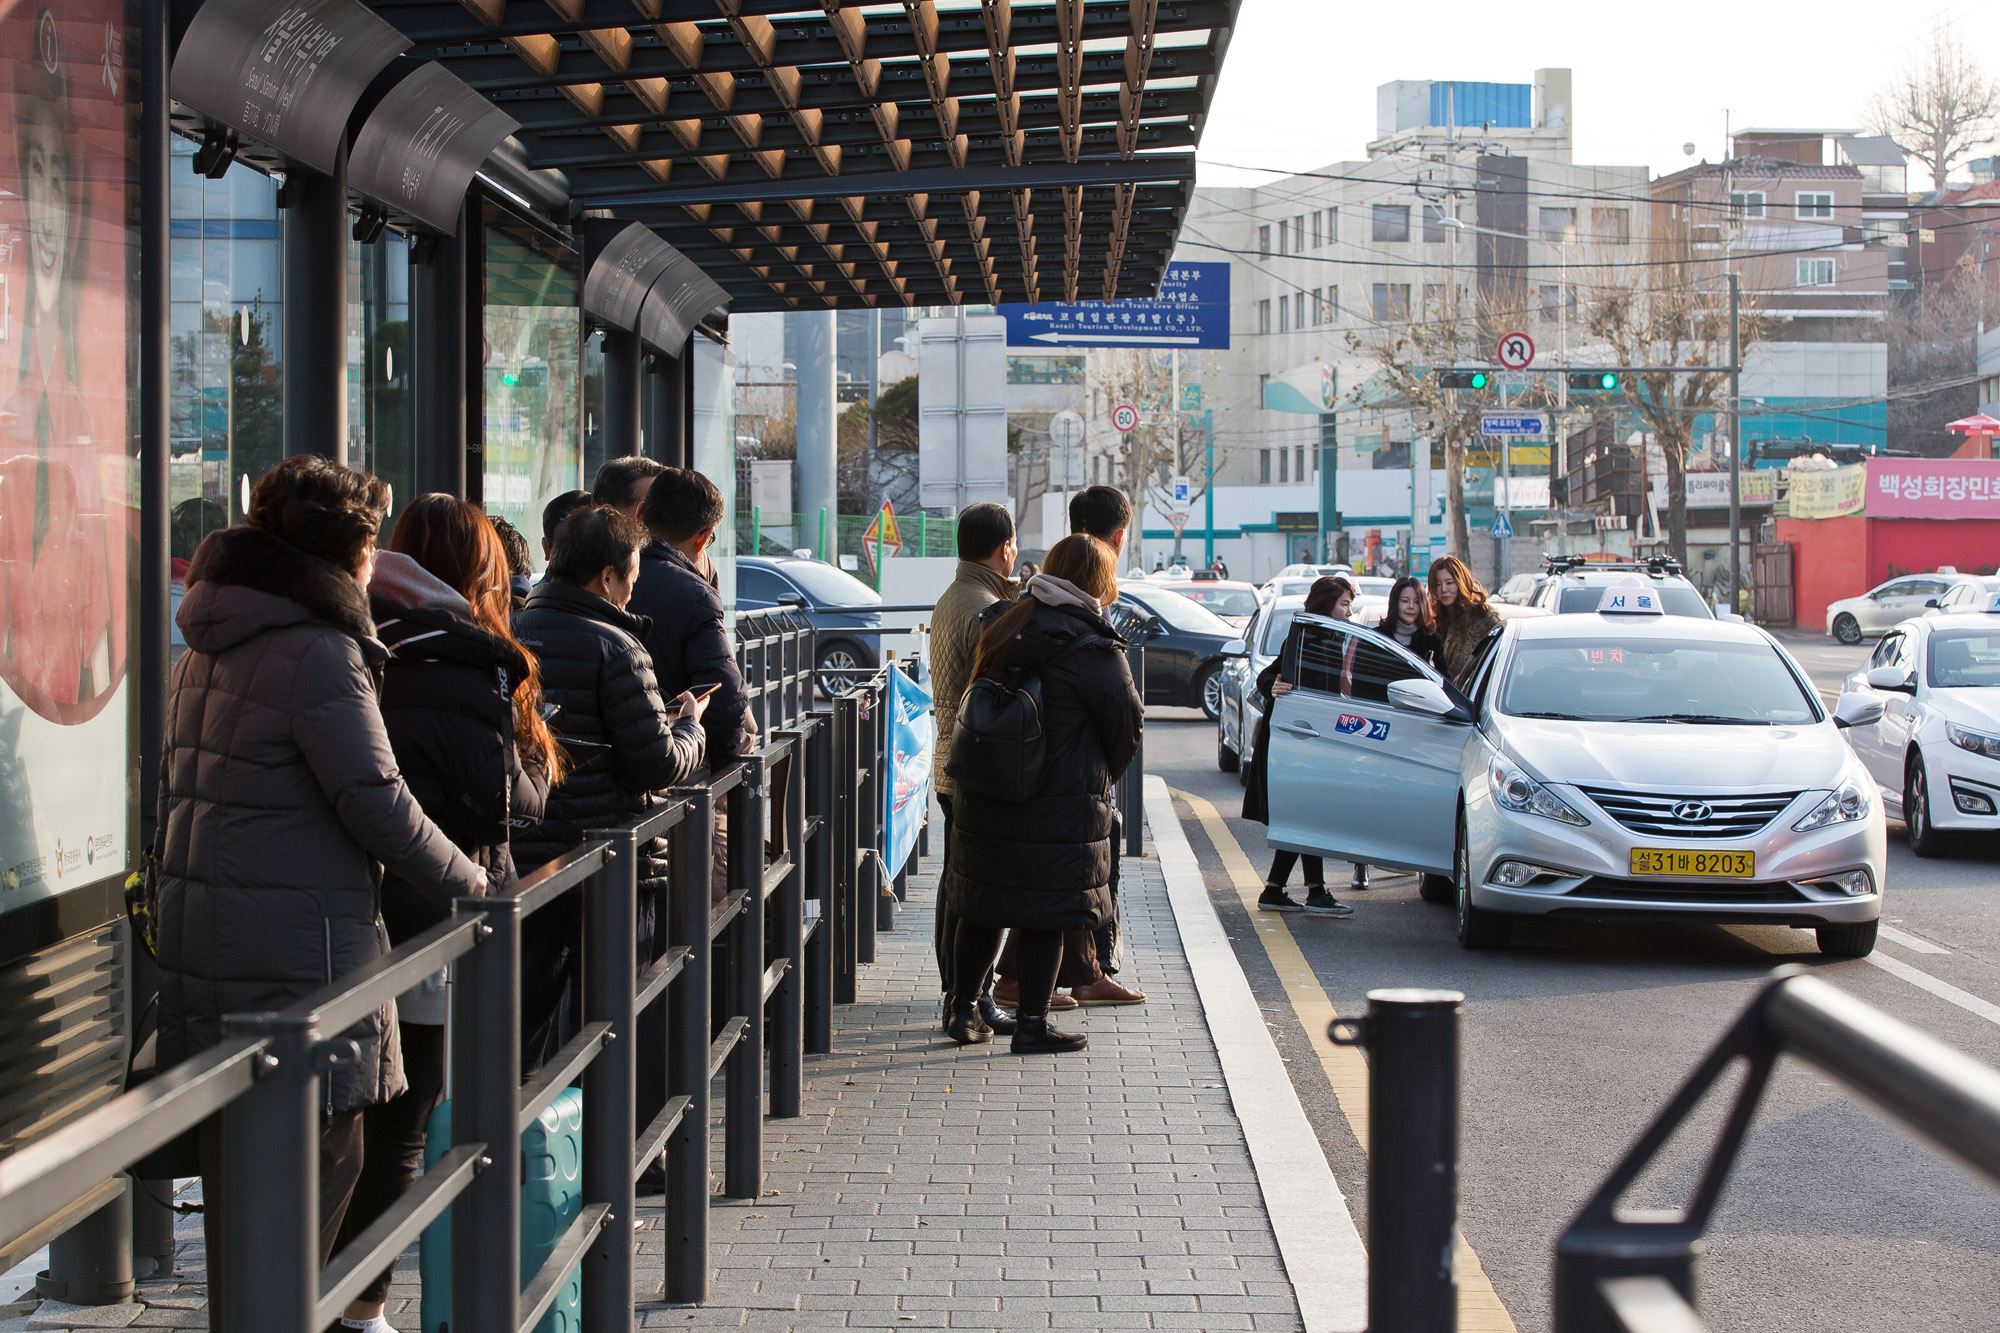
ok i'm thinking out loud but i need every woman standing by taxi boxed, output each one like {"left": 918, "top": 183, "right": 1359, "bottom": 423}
{"left": 1429, "top": 556, "right": 1501, "bottom": 683}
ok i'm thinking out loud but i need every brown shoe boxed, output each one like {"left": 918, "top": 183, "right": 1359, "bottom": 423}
{"left": 1046, "top": 991, "right": 1080, "bottom": 1011}
{"left": 994, "top": 978, "right": 1078, "bottom": 1010}
{"left": 1070, "top": 977, "right": 1146, "bottom": 1006}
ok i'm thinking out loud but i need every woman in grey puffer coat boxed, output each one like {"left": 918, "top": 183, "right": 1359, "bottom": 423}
{"left": 155, "top": 456, "right": 484, "bottom": 1311}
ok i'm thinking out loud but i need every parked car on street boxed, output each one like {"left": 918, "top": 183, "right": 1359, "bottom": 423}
{"left": 1838, "top": 612, "right": 2000, "bottom": 854}
{"left": 1107, "top": 580, "right": 1238, "bottom": 719}
{"left": 1824, "top": 570, "right": 1986, "bottom": 644}
{"left": 1494, "top": 573, "right": 1551, "bottom": 605}
{"left": 1531, "top": 557, "right": 1716, "bottom": 619}
{"left": 1922, "top": 576, "right": 2000, "bottom": 617}
{"left": 735, "top": 555, "right": 882, "bottom": 693}
{"left": 1264, "top": 587, "right": 1887, "bottom": 955}
{"left": 1216, "top": 594, "right": 1306, "bottom": 776}
{"left": 1160, "top": 578, "right": 1263, "bottom": 629}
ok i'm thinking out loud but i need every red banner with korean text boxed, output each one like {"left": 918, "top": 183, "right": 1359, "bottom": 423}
{"left": 1865, "top": 457, "right": 2000, "bottom": 519}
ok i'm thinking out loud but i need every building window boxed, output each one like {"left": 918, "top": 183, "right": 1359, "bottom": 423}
{"left": 1279, "top": 296, "right": 1290, "bottom": 332}
{"left": 1537, "top": 285, "right": 1578, "bottom": 322}
{"left": 1311, "top": 288, "right": 1323, "bottom": 325}
{"left": 1293, "top": 215, "right": 1305, "bottom": 250}
{"left": 1278, "top": 448, "right": 1288, "bottom": 483}
{"left": 1325, "top": 208, "right": 1338, "bottom": 244}
{"left": 1796, "top": 192, "right": 1834, "bottom": 220}
{"left": 1258, "top": 299, "right": 1271, "bottom": 334}
{"left": 1294, "top": 292, "right": 1305, "bottom": 327}
{"left": 1730, "top": 191, "right": 1765, "bottom": 220}
{"left": 1422, "top": 204, "right": 1451, "bottom": 243}
{"left": 1371, "top": 282, "right": 1410, "bottom": 322}
{"left": 1327, "top": 286, "right": 1339, "bottom": 319}
{"left": 1538, "top": 207, "right": 1577, "bottom": 242}
{"left": 1371, "top": 204, "right": 1410, "bottom": 242}
{"left": 1592, "top": 208, "right": 1630, "bottom": 244}
{"left": 1278, "top": 219, "right": 1289, "bottom": 256}
{"left": 1798, "top": 257, "right": 1837, "bottom": 286}
{"left": 1423, "top": 283, "right": 1443, "bottom": 314}
{"left": 1258, "top": 224, "right": 1271, "bottom": 254}
{"left": 1311, "top": 212, "right": 1322, "bottom": 248}
{"left": 1260, "top": 449, "right": 1271, "bottom": 483}
{"left": 1295, "top": 445, "right": 1306, "bottom": 480}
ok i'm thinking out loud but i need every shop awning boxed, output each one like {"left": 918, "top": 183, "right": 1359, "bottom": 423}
{"left": 363, "top": 0, "right": 1240, "bottom": 311}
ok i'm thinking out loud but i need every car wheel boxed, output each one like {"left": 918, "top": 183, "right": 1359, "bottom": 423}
{"left": 1816, "top": 919, "right": 1879, "bottom": 958}
{"left": 1453, "top": 809, "right": 1510, "bottom": 949}
{"left": 1833, "top": 613, "right": 1862, "bottom": 646}
{"left": 1217, "top": 738, "right": 1239, "bottom": 773}
{"left": 1197, "top": 665, "right": 1224, "bottom": 720}
{"left": 1905, "top": 755, "right": 1947, "bottom": 857}
{"left": 817, "top": 640, "right": 864, "bottom": 697}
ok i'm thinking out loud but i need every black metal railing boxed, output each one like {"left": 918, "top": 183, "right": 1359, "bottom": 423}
{"left": 1331, "top": 970, "right": 2000, "bottom": 1333}
{"left": 0, "top": 610, "right": 905, "bottom": 1331}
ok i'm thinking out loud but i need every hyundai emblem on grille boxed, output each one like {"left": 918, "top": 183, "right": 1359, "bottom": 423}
{"left": 1672, "top": 801, "right": 1713, "bottom": 822}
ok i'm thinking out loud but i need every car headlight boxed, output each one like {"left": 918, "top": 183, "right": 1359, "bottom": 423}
{"left": 1948, "top": 724, "right": 2000, "bottom": 760}
{"left": 1488, "top": 756, "right": 1588, "bottom": 826}
{"left": 1490, "top": 859, "right": 1576, "bottom": 887}
{"left": 1793, "top": 776, "right": 1871, "bottom": 831}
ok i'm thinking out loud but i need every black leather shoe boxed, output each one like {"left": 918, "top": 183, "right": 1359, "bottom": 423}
{"left": 940, "top": 993, "right": 953, "bottom": 1035}
{"left": 1011, "top": 1015, "right": 1086, "bottom": 1054}
{"left": 946, "top": 1001, "right": 992, "bottom": 1045}
{"left": 977, "top": 992, "right": 1018, "bottom": 1036}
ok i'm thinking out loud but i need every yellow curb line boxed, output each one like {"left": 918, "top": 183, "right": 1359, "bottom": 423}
{"left": 1174, "top": 787, "right": 1519, "bottom": 1333}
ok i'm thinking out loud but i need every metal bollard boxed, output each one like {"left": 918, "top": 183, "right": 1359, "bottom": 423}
{"left": 770, "top": 740, "right": 808, "bottom": 1116}
{"left": 1330, "top": 988, "right": 1463, "bottom": 1333}
{"left": 581, "top": 831, "right": 639, "bottom": 1327}
{"left": 666, "top": 786, "right": 714, "bottom": 1304}
{"left": 218, "top": 1013, "right": 319, "bottom": 1332}
{"left": 451, "top": 894, "right": 523, "bottom": 1333}
{"left": 724, "top": 759, "right": 767, "bottom": 1201}
{"left": 831, "top": 696, "right": 858, "bottom": 1004}
{"left": 856, "top": 684, "right": 879, "bottom": 968}
{"left": 804, "top": 717, "right": 834, "bottom": 1051}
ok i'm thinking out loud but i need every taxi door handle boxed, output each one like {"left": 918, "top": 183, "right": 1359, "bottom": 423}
{"left": 1276, "top": 721, "right": 1321, "bottom": 738}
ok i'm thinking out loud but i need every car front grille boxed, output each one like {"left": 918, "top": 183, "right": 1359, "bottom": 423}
{"left": 1568, "top": 876, "right": 1808, "bottom": 905}
{"left": 1574, "top": 787, "right": 1803, "bottom": 840}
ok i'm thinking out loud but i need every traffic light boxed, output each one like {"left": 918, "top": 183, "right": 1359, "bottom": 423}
{"left": 1436, "top": 369, "right": 1490, "bottom": 389}
{"left": 1568, "top": 371, "right": 1621, "bottom": 391}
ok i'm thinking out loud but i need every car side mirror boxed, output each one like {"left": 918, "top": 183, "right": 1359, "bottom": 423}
{"left": 1222, "top": 638, "right": 1247, "bottom": 657}
{"left": 1387, "top": 677, "right": 1460, "bottom": 718}
{"left": 1865, "top": 665, "right": 1915, "bottom": 694}
{"left": 1145, "top": 615, "right": 1166, "bottom": 637}
{"left": 1925, "top": 598, "right": 1941, "bottom": 608}
{"left": 777, "top": 594, "right": 807, "bottom": 608}
{"left": 1834, "top": 692, "right": 1886, "bottom": 729}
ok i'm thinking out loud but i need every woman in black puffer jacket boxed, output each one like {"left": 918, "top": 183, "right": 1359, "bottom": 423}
{"left": 942, "top": 533, "right": 1142, "bottom": 1055}
{"left": 511, "top": 505, "right": 707, "bottom": 1063}
{"left": 331, "top": 495, "right": 567, "bottom": 1331}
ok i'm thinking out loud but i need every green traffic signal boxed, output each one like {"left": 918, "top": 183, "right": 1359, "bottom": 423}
{"left": 1471, "top": 371, "right": 1489, "bottom": 389}
{"left": 1567, "top": 371, "right": 1620, "bottom": 391}
{"left": 1437, "top": 369, "right": 1491, "bottom": 389}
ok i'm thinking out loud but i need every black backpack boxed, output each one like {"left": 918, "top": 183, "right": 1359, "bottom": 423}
{"left": 944, "top": 634, "right": 1101, "bottom": 804}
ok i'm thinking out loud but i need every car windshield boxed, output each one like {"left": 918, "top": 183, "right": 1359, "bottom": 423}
{"left": 1177, "top": 587, "right": 1259, "bottom": 618}
{"left": 1499, "top": 636, "right": 1820, "bottom": 724}
{"left": 775, "top": 561, "right": 881, "bottom": 606}
{"left": 1274, "top": 579, "right": 1316, "bottom": 598}
{"left": 1126, "top": 586, "right": 1234, "bottom": 635}
{"left": 1556, "top": 582, "right": 1712, "bottom": 617}
{"left": 1928, "top": 630, "right": 2000, "bottom": 688}
{"left": 1354, "top": 578, "right": 1396, "bottom": 598}
{"left": 1258, "top": 609, "right": 1297, "bottom": 655}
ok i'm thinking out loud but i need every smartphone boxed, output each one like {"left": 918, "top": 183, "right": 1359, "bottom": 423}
{"left": 674, "top": 683, "right": 721, "bottom": 714}
{"left": 538, "top": 702, "right": 560, "bottom": 721}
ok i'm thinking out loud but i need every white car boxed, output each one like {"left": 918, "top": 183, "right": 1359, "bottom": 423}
{"left": 1923, "top": 576, "right": 2000, "bottom": 617}
{"left": 1265, "top": 586, "right": 1887, "bottom": 955}
{"left": 1838, "top": 612, "right": 2000, "bottom": 855}
{"left": 1825, "top": 571, "right": 1985, "bottom": 644}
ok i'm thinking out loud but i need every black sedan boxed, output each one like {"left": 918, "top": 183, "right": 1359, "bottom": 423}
{"left": 735, "top": 555, "right": 882, "bottom": 693}
{"left": 1104, "top": 581, "right": 1238, "bottom": 719}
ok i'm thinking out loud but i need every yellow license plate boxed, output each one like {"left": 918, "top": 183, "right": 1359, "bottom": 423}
{"left": 1628, "top": 848, "right": 1755, "bottom": 877}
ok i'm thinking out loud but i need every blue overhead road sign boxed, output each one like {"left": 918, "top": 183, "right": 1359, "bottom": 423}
{"left": 999, "top": 263, "right": 1231, "bottom": 349}
{"left": 1481, "top": 413, "right": 1546, "bottom": 436}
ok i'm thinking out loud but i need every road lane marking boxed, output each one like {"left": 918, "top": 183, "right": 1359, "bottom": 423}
{"left": 1878, "top": 924, "right": 1950, "bottom": 955}
{"left": 1172, "top": 787, "right": 1520, "bottom": 1333}
{"left": 1144, "top": 777, "right": 1366, "bottom": 1333}
{"left": 1866, "top": 951, "right": 2000, "bottom": 1026}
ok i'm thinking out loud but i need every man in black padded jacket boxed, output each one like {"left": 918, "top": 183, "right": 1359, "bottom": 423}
{"left": 512, "top": 505, "right": 709, "bottom": 1064}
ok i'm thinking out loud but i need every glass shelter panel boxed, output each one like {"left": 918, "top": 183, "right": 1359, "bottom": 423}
{"left": 483, "top": 227, "right": 581, "bottom": 565}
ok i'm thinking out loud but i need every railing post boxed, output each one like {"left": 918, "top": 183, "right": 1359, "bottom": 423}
{"left": 451, "top": 895, "right": 521, "bottom": 1333}
{"left": 1332, "top": 989, "right": 1463, "bottom": 1333}
{"left": 582, "top": 833, "right": 639, "bottom": 1327}
{"left": 666, "top": 787, "right": 714, "bottom": 1304}
{"left": 724, "top": 759, "right": 767, "bottom": 1200}
{"left": 805, "top": 714, "right": 835, "bottom": 1049}
{"left": 832, "top": 696, "right": 858, "bottom": 1005}
{"left": 217, "top": 1014, "right": 318, "bottom": 1333}
{"left": 1123, "top": 645, "right": 1145, "bottom": 858}
{"left": 771, "top": 740, "right": 808, "bottom": 1115}
{"left": 856, "top": 681, "right": 880, "bottom": 967}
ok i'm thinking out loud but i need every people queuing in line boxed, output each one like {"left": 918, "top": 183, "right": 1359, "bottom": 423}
{"left": 155, "top": 457, "right": 489, "bottom": 1333}
{"left": 927, "top": 501, "right": 1022, "bottom": 1038}
{"left": 1430, "top": 554, "right": 1502, "bottom": 683}
{"left": 1243, "top": 575, "right": 1357, "bottom": 917}
{"left": 941, "top": 534, "right": 1143, "bottom": 1054}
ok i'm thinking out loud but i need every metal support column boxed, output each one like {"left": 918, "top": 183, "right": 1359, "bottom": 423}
{"left": 462, "top": 211, "right": 486, "bottom": 506}
{"left": 831, "top": 698, "right": 858, "bottom": 1005}
{"left": 644, "top": 351, "right": 680, "bottom": 462}
{"left": 451, "top": 896, "right": 522, "bottom": 1333}
{"left": 805, "top": 717, "right": 835, "bottom": 1049}
{"left": 771, "top": 741, "right": 808, "bottom": 1116}
{"left": 666, "top": 788, "right": 714, "bottom": 1303}
{"left": 218, "top": 1017, "right": 318, "bottom": 1329}
{"left": 1123, "top": 646, "right": 1145, "bottom": 858}
{"left": 283, "top": 144, "right": 349, "bottom": 461}
{"left": 412, "top": 212, "right": 468, "bottom": 498}
{"left": 724, "top": 760, "right": 767, "bottom": 1199}
{"left": 856, "top": 688, "right": 879, "bottom": 968}
{"left": 604, "top": 326, "right": 643, "bottom": 461}
{"left": 582, "top": 834, "right": 639, "bottom": 1326}
{"left": 796, "top": 312, "right": 838, "bottom": 559}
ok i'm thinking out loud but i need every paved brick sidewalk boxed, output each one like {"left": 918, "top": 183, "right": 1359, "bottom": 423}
{"left": 5, "top": 831, "right": 1306, "bottom": 1332}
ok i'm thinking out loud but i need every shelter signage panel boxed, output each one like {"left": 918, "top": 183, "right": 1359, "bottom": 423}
{"left": 582, "top": 223, "right": 675, "bottom": 333}
{"left": 998, "top": 263, "right": 1230, "bottom": 349}
{"left": 348, "top": 62, "right": 517, "bottom": 233}
{"left": 640, "top": 247, "right": 730, "bottom": 354}
{"left": 171, "top": 0, "right": 410, "bottom": 175}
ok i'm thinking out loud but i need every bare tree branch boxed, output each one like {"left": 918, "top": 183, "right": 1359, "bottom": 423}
{"left": 1867, "top": 25, "right": 2000, "bottom": 190}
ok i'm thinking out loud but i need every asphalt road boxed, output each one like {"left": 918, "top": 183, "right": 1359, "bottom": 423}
{"left": 1145, "top": 654, "right": 2000, "bottom": 1333}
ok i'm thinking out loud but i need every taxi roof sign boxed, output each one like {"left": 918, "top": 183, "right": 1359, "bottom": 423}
{"left": 1597, "top": 580, "right": 1665, "bottom": 615}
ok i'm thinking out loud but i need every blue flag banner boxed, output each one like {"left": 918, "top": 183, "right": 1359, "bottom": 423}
{"left": 884, "top": 666, "right": 935, "bottom": 876}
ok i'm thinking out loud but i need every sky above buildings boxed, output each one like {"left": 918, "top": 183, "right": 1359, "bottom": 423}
{"left": 1194, "top": 0, "right": 2000, "bottom": 187}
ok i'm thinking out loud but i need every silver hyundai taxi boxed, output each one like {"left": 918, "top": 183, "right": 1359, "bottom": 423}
{"left": 1264, "top": 583, "right": 1889, "bottom": 955}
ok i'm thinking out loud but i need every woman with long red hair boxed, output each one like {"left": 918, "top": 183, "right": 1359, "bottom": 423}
{"left": 1428, "top": 554, "right": 1502, "bottom": 683}
{"left": 334, "top": 493, "right": 566, "bottom": 1333}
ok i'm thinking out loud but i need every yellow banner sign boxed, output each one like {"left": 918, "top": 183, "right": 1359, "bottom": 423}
{"left": 1787, "top": 463, "right": 1867, "bottom": 519}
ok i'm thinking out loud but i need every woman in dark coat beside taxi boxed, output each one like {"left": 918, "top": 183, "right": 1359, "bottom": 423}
{"left": 941, "top": 534, "right": 1142, "bottom": 1054}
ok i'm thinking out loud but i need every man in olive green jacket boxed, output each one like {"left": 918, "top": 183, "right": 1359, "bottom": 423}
{"left": 929, "top": 503, "right": 1018, "bottom": 1027}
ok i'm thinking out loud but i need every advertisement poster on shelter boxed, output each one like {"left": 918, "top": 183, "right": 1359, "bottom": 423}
{"left": 0, "top": 4, "right": 133, "bottom": 911}
{"left": 883, "top": 666, "right": 934, "bottom": 880}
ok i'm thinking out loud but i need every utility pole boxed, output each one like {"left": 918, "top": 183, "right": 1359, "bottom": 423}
{"left": 1728, "top": 272, "right": 1742, "bottom": 612}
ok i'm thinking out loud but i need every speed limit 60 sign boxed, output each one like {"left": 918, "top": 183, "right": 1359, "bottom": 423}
{"left": 1112, "top": 403, "right": 1139, "bottom": 432}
